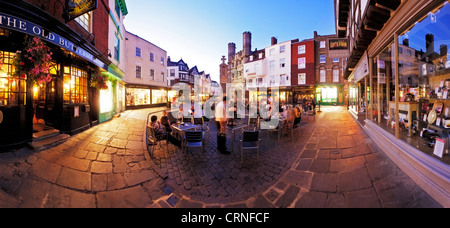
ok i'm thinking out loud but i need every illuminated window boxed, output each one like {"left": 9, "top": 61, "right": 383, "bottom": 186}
{"left": 63, "top": 66, "right": 88, "bottom": 104}
{"left": 126, "top": 88, "right": 150, "bottom": 106}
{"left": 298, "top": 57, "right": 306, "bottom": 69}
{"left": 152, "top": 89, "right": 167, "bottom": 104}
{"left": 75, "top": 13, "right": 91, "bottom": 32}
{"left": 333, "top": 67, "right": 340, "bottom": 82}
{"left": 0, "top": 51, "right": 26, "bottom": 106}
{"left": 100, "top": 81, "right": 113, "bottom": 113}
{"left": 320, "top": 69, "right": 326, "bottom": 82}
{"left": 298, "top": 73, "right": 306, "bottom": 85}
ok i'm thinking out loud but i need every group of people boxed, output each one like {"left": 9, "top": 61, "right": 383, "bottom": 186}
{"left": 148, "top": 96, "right": 308, "bottom": 155}
{"left": 149, "top": 111, "right": 181, "bottom": 147}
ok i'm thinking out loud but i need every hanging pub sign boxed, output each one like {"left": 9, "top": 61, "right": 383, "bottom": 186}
{"left": 64, "top": 0, "right": 98, "bottom": 22}
{"left": 329, "top": 39, "right": 348, "bottom": 50}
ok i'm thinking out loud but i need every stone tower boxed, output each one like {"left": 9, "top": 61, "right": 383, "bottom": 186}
{"left": 228, "top": 42, "right": 236, "bottom": 63}
{"left": 243, "top": 31, "right": 252, "bottom": 56}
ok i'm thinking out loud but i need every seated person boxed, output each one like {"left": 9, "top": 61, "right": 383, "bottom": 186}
{"left": 160, "top": 111, "right": 172, "bottom": 133}
{"left": 150, "top": 115, "right": 181, "bottom": 147}
{"left": 150, "top": 115, "right": 166, "bottom": 140}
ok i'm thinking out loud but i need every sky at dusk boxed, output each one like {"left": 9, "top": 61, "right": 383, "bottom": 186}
{"left": 123, "top": 0, "right": 337, "bottom": 82}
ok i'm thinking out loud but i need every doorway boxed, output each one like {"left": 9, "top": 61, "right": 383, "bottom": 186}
{"left": 32, "top": 64, "right": 59, "bottom": 133}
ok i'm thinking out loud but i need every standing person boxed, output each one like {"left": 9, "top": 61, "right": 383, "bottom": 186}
{"left": 215, "top": 96, "right": 230, "bottom": 154}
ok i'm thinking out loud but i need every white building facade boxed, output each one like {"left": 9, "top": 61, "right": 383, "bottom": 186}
{"left": 265, "top": 40, "right": 292, "bottom": 88}
{"left": 124, "top": 31, "right": 168, "bottom": 109}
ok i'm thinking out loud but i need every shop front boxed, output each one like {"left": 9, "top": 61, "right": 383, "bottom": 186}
{"left": 99, "top": 64, "right": 125, "bottom": 123}
{"left": 345, "top": 0, "right": 450, "bottom": 206}
{"left": 315, "top": 84, "right": 345, "bottom": 106}
{"left": 125, "top": 84, "right": 168, "bottom": 109}
{"left": 0, "top": 4, "right": 110, "bottom": 149}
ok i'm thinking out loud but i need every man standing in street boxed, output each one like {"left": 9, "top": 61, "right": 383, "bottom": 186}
{"left": 215, "top": 96, "right": 230, "bottom": 154}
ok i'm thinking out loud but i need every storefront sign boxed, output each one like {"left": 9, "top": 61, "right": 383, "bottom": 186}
{"left": 0, "top": 12, "right": 106, "bottom": 69}
{"left": 329, "top": 39, "right": 348, "bottom": 50}
{"left": 65, "top": 0, "right": 98, "bottom": 22}
{"left": 353, "top": 52, "right": 369, "bottom": 83}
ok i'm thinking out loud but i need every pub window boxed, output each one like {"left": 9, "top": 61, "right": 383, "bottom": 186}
{"left": 0, "top": 51, "right": 26, "bottom": 106}
{"left": 75, "top": 13, "right": 91, "bottom": 32}
{"left": 63, "top": 66, "right": 88, "bottom": 104}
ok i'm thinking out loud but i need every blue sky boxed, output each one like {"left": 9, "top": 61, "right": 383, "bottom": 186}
{"left": 124, "top": 0, "right": 336, "bottom": 82}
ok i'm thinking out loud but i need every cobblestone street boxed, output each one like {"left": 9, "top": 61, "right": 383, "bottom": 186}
{"left": 0, "top": 106, "right": 443, "bottom": 208}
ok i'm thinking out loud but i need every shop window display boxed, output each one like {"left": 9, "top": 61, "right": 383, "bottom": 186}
{"left": 395, "top": 2, "right": 450, "bottom": 164}
{"left": 126, "top": 88, "right": 150, "bottom": 106}
{"left": 151, "top": 89, "right": 167, "bottom": 105}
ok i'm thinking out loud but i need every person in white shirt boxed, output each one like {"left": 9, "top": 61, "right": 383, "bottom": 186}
{"left": 215, "top": 96, "right": 230, "bottom": 154}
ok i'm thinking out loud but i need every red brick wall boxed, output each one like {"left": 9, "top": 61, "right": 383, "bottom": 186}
{"left": 291, "top": 40, "right": 315, "bottom": 86}
{"left": 23, "top": 0, "right": 110, "bottom": 58}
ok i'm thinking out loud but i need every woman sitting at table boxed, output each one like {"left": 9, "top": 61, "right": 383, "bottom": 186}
{"left": 160, "top": 111, "right": 172, "bottom": 134}
{"left": 150, "top": 115, "right": 181, "bottom": 147}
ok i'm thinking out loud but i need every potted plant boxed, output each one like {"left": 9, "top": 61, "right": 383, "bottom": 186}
{"left": 12, "top": 36, "right": 53, "bottom": 85}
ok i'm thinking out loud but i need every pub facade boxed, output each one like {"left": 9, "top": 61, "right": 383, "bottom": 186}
{"left": 0, "top": 0, "right": 112, "bottom": 150}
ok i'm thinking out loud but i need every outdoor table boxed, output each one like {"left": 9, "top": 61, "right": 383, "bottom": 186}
{"left": 226, "top": 124, "right": 248, "bottom": 153}
{"left": 172, "top": 123, "right": 199, "bottom": 132}
{"left": 172, "top": 123, "right": 200, "bottom": 140}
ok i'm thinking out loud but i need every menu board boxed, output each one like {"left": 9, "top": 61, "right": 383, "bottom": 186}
{"left": 433, "top": 138, "right": 446, "bottom": 158}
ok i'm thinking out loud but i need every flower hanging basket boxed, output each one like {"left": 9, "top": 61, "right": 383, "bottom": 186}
{"left": 90, "top": 73, "right": 109, "bottom": 90}
{"left": 12, "top": 36, "right": 53, "bottom": 85}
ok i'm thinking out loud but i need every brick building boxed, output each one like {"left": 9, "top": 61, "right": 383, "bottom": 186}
{"left": 291, "top": 38, "right": 315, "bottom": 104}
{"left": 314, "top": 31, "right": 349, "bottom": 105}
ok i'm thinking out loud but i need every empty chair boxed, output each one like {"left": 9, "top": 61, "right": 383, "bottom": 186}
{"left": 285, "top": 117, "right": 302, "bottom": 138}
{"left": 240, "top": 130, "right": 261, "bottom": 164}
{"left": 192, "top": 117, "right": 208, "bottom": 131}
{"left": 183, "top": 130, "right": 205, "bottom": 153}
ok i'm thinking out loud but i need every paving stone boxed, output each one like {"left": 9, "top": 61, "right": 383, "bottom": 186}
{"left": 31, "top": 159, "right": 62, "bottom": 184}
{"left": 337, "top": 167, "right": 372, "bottom": 192}
{"left": 309, "top": 159, "right": 330, "bottom": 173}
{"left": 294, "top": 191, "right": 328, "bottom": 208}
{"left": 310, "top": 173, "right": 337, "bottom": 193}
{"left": 91, "top": 161, "right": 113, "bottom": 174}
{"left": 274, "top": 185, "right": 300, "bottom": 208}
{"left": 344, "top": 188, "right": 381, "bottom": 208}
{"left": 56, "top": 167, "right": 91, "bottom": 191}
{"left": 97, "top": 186, "right": 153, "bottom": 208}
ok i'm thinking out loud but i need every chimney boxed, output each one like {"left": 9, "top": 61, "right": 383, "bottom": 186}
{"left": 426, "top": 34, "right": 434, "bottom": 55}
{"left": 403, "top": 39, "right": 409, "bottom": 47}
{"left": 440, "top": 44, "right": 447, "bottom": 57}
{"left": 271, "top": 37, "right": 278, "bottom": 45}
{"left": 243, "top": 31, "right": 252, "bottom": 56}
